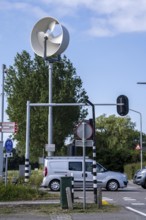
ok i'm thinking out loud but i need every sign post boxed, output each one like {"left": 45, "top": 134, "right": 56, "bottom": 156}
{"left": 4, "top": 138, "right": 13, "bottom": 186}
{"left": 76, "top": 121, "right": 93, "bottom": 209}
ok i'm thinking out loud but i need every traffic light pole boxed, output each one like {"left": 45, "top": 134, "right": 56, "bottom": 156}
{"left": 130, "top": 109, "right": 143, "bottom": 169}
{"left": 86, "top": 99, "right": 97, "bottom": 204}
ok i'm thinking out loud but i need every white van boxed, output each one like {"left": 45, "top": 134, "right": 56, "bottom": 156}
{"left": 41, "top": 156, "right": 128, "bottom": 191}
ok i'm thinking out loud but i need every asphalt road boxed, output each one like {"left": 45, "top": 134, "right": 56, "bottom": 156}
{"left": 74, "top": 180, "right": 146, "bottom": 218}
{"left": 0, "top": 181, "right": 146, "bottom": 219}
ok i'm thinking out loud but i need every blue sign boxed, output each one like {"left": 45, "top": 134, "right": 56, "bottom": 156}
{"left": 5, "top": 138, "right": 13, "bottom": 153}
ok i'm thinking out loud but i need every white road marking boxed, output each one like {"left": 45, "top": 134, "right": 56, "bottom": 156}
{"left": 131, "top": 203, "right": 145, "bottom": 206}
{"left": 102, "top": 197, "right": 113, "bottom": 201}
{"left": 123, "top": 197, "right": 136, "bottom": 201}
{"left": 50, "top": 214, "right": 72, "bottom": 220}
{"left": 126, "top": 206, "right": 146, "bottom": 217}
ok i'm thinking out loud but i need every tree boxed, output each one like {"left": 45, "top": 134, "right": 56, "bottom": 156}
{"left": 4, "top": 51, "right": 88, "bottom": 161}
{"left": 95, "top": 114, "right": 141, "bottom": 171}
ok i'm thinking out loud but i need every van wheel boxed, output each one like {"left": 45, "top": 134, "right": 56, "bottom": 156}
{"left": 49, "top": 180, "right": 60, "bottom": 191}
{"left": 106, "top": 180, "right": 119, "bottom": 191}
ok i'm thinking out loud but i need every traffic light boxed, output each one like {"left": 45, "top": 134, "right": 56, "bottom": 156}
{"left": 117, "top": 95, "right": 129, "bottom": 116}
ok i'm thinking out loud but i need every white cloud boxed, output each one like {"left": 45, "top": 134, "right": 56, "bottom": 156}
{"left": 40, "top": 0, "right": 146, "bottom": 36}
{"left": 1, "top": 0, "right": 146, "bottom": 37}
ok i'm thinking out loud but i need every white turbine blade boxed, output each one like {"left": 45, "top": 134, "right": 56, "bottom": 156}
{"left": 37, "top": 32, "right": 46, "bottom": 47}
{"left": 49, "top": 34, "right": 63, "bottom": 44}
{"left": 48, "top": 20, "right": 56, "bottom": 32}
{"left": 46, "top": 41, "right": 60, "bottom": 56}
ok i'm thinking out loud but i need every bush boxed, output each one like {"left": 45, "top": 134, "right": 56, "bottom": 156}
{"left": 124, "top": 163, "right": 144, "bottom": 179}
{"left": 0, "top": 183, "right": 42, "bottom": 201}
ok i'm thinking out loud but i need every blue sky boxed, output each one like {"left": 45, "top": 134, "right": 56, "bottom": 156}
{"left": 1, "top": 0, "right": 146, "bottom": 138}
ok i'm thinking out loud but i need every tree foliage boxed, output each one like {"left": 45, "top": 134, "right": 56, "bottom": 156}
{"left": 95, "top": 114, "right": 144, "bottom": 171}
{"left": 4, "top": 51, "right": 88, "bottom": 161}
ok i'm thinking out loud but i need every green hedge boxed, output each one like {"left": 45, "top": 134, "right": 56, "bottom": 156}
{"left": 124, "top": 163, "right": 145, "bottom": 179}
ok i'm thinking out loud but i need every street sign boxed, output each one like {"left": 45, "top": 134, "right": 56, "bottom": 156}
{"left": 135, "top": 144, "right": 141, "bottom": 150}
{"left": 75, "top": 140, "right": 93, "bottom": 147}
{"left": 76, "top": 122, "right": 93, "bottom": 140}
{"left": 5, "top": 138, "right": 13, "bottom": 152}
{"left": 45, "top": 144, "right": 55, "bottom": 152}
{"left": 4, "top": 152, "right": 13, "bottom": 158}
{"left": 0, "top": 122, "right": 16, "bottom": 133}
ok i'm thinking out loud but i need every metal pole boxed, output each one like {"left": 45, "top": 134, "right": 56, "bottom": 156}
{"left": 44, "top": 36, "right": 53, "bottom": 156}
{"left": 25, "top": 101, "right": 30, "bottom": 182}
{"left": 5, "top": 156, "right": 8, "bottom": 186}
{"left": 130, "top": 109, "right": 143, "bottom": 169}
{"left": 1, "top": 65, "right": 5, "bottom": 141}
{"left": 82, "top": 122, "right": 86, "bottom": 209}
{"left": 48, "top": 62, "right": 53, "bottom": 156}
{"left": 140, "top": 113, "right": 143, "bottom": 169}
{"left": 0, "top": 65, "right": 6, "bottom": 177}
{"left": 86, "top": 100, "right": 97, "bottom": 204}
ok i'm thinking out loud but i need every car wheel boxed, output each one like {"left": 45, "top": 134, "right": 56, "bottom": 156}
{"left": 49, "top": 180, "right": 60, "bottom": 191}
{"left": 141, "top": 180, "right": 146, "bottom": 189}
{"left": 106, "top": 180, "right": 119, "bottom": 191}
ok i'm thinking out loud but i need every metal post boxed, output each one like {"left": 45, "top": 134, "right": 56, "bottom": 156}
{"left": 44, "top": 36, "right": 53, "bottom": 156}
{"left": 82, "top": 122, "right": 86, "bottom": 209}
{"left": 86, "top": 100, "right": 97, "bottom": 204}
{"left": 25, "top": 101, "right": 30, "bottom": 182}
{"left": 48, "top": 62, "right": 53, "bottom": 156}
{"left": 130, "top": 109, "right": 143, "bottom": 169}
{"left": 140, "top": 113, "right": 143, "bottom": 169}
{"left": 0, "top": 65, "right": 6, "bottom": 177}
{"left": 5, "top": 156, "right": 8, "bottom": 186}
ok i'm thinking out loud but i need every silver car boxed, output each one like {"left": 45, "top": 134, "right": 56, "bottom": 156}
{"left": 41, "top": 157, "right": 128, "bottom": 191}
{"left": 133, "top": 167, "right": 146, "bottom": 189}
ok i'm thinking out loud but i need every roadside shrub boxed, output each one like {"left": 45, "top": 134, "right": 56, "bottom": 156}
{"left": 124, "top": 162, "right": 146, "bottom": 179}
{"left": 0, "top": 183, "right": 42, "bottom": 201}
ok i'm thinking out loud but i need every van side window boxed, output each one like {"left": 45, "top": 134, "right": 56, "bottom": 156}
{"left": 69, "top": 162, "right": 82, "bottom": 171}
{"left": 85, "top": 162, "right": 92, "bottom": 172}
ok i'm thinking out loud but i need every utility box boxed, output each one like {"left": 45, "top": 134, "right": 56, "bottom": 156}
{"left": 60, "top": 176, "right": 72, "bottom": 209}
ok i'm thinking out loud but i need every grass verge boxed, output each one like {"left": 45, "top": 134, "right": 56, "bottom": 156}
{"left": 0, "top": 203, "right": 120, "bottom": 215}
{"left": 0, "top": 183, "right": 58, "bottom": 201}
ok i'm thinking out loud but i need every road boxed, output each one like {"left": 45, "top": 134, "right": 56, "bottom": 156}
{"left": 0, "top": 181, "right": 146, "bottom": 219}
{"left": 74, "top": 180, "right": 146, "bottom": 218}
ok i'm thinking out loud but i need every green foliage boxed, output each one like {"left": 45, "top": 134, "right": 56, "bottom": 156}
{"left": 0, "top": 183, "right": 47, "bottom": 201}
{"left": 4, "top": 51, "right": 88, "bottom": 161}
{"left": 95, "top": 114, "right": 145, "bottom": 171}
{"left": 124, "top": 163, "right": 142, "bottom": 179}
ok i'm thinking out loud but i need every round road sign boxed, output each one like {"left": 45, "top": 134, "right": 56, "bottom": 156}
{"left": 76, "top": 122, "right": 93, "bottom": 140}
{"left": 5, "top": 138, "right": 13, "bottom": 152}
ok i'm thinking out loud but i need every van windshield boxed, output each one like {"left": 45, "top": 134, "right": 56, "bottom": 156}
{"left": 97, "top": 163, "right": 107, "bottom": 172}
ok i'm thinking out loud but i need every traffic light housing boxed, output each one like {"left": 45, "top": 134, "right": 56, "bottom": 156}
{"left": 117, "top": 95, "right": 129, "bottom": 116}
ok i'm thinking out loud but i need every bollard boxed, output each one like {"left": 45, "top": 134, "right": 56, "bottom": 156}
{"left": 97, "top": 187, "right": 102, "bottom": 208}
{"left": 71, "top": 173, "right": 74, "bottom": 203}
{"left": 66, "top": 187, "right": 73, "bottom": 210}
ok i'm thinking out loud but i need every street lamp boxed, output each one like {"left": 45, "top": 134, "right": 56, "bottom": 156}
{"left": 137, "top": 82, "right": 146, "bottom": 84}
{"left": 130, "top": 109, "right": 143, "bottom": 169}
